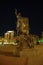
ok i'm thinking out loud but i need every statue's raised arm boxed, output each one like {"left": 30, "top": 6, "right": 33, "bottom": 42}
{"left": 15, "top": 9, "right": 17, "bottom": 17}
{"left": 15, "top": 9, "right": 21, "bottom": 19}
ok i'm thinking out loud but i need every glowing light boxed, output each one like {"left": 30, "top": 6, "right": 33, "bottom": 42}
{"left": 38, "top": 39, "right": 43, "bottom": 42}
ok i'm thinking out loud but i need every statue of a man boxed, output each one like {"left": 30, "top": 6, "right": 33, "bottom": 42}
{"left": 15, "top": 9, "right": 22, "bottom": 35}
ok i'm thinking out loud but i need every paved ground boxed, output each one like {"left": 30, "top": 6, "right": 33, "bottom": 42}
{"left": 0, "top": 44, "right": 43, "bottom": 65}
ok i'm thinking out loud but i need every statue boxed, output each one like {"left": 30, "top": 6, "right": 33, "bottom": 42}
{"left": 15, "top": 9, "right": 29, "bottom": 35}
{"left": 15, "top": 9, "right": 22, "bottom": 35}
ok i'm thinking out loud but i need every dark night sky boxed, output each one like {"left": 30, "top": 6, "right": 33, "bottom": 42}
{"left": 0, "top": 1, "right": 43, "bottom": 36}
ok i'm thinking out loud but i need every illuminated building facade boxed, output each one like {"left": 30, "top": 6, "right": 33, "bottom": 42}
{"left": 4, "top": 31, "right": 14, "bottom": 40}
